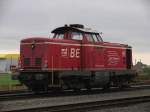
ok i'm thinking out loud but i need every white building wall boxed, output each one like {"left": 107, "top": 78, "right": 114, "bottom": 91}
{"left": 0, "top": 59, "right": 7, "bottom": 73}
{"left": 0, "top": 59, "right": 18, "bottom": 73}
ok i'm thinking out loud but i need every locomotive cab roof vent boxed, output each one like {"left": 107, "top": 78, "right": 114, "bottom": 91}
{"left": 69, "top": 24, "right": 84, "bottom": 29}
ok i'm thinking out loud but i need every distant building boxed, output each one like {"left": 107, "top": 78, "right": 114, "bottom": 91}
{"left": 133, "top": 61, "right": 147, "bottom": 73}
{"left": 0, "top": 54, "right": 19, "bottom": 73}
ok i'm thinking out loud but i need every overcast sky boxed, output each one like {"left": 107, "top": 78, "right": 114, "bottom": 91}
{"left": 0, "top": 0, "right": 150, "bottom": 64}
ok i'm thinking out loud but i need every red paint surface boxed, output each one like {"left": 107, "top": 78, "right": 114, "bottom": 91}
{"left": 20, "top": 36, "right": 131, "bottom": 71}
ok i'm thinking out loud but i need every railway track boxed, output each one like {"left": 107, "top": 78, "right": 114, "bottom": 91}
{"left": 3, "top": 95, "right": 150, "bottom": 112}
{"left": 0, "top": 91, "right": 34, "bottom": 101}
{"left": 0, "top": 89, "right": 28, "bottom": 95}
{"left": 0, "top": 84, "right": 150, "bottom": 101}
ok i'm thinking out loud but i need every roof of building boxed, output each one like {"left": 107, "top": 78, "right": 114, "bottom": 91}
{"left": 0, "top": 54, "right": 19, "bottom": 59}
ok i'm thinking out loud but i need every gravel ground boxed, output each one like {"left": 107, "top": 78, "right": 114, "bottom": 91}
{"left": 0, "top": 89, "right": 150, "bottom": 111}
{"left": 88, "top": 102, "right": 150, "bottom": 112}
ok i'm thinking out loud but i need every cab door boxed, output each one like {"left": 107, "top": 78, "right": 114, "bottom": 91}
{"left": 92, "top": 34, "right": 104, "bottom": 68}
{"left": 81, "top": 33, "right": 104, "bottom": 70}
{"left": 82, "top": 34, "right": 95, "bottom": 69}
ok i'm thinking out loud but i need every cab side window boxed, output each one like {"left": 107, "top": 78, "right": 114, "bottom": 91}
{"left": 85, "top": 34, "right": 94, "bottom": 42}
{"left": 92, "top": 34, "right": 99, "bottom": 42}
{"left": 96, "top": 35, "right": 103, "bottom": 42}
{"left": 71, "top": 32, "right": 83, "bottom": 40}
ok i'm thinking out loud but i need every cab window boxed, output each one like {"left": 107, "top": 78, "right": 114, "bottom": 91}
{"left": 92, "top": 34, "right": 99, "bottom": 42}
{"left": 54, "top": 34, "right": 64, "bottom": 39}
{"left": 71, "top": 32, "right": 83, "bottom": 40}
{"left": 96, "top": 35, "right": 103, "bottom": 42}
{"left": 85, "top": 34, "right": 94, "bottom": 42}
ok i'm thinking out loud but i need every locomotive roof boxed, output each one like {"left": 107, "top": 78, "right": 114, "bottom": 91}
{"left": 51, "top": 25, "right": 99, "bottom": 34}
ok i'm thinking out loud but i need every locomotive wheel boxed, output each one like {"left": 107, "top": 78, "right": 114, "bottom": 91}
{"left": 32, "top": 86, "right": 48, "bottom": 93}
{"left": 73, "top": 80, "right": 85, "bottom": 91}
{"left": 84, "top": 80, "right": 91, "bottom": 90}
{"left": 30, "top": 81, "right": 49, "bottom": 93}
{"left": 102, "top": 83, "right": 110, "bottom": 90}
{"left": 118, "top": 81, "right": 130, "bottom": 89}
{"left": 86, "top": 86, "right": 91, "bottom": 91}
{"left": 60, "top": 79, "right": 68, "bottom": 90}
{"left": 73, "top": 88, "right": 81, "bottom": 92}
{"left": 73, "top": 82, "right": 85, "bottom": 91}
{"left": 117, "top": 77, "right": 130, "bottom": 89}
{"left": 85, "top": 83, "right": 91, "bottom": 91}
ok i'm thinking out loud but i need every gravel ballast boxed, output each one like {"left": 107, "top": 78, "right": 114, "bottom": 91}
{"left": 0, "top": 89, "right": 150, "bottom": 111}
{"left": 88, "top": 102, "right": 150, "bottom": 112}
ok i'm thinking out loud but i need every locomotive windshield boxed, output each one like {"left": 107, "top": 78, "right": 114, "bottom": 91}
{"left": 71, "top": 32, "right": 83, "bottom": 40}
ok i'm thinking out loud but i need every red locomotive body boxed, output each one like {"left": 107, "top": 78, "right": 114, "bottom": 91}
{"left": 19, "top": 24, "right": 136, "bottom": 92}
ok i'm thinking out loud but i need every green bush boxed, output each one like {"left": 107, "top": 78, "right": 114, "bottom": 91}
{"left": 143, "top": 67, "right": 150, "bottom": 75}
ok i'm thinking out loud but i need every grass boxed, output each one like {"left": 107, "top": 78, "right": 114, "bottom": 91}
{"left": 136, "top": 74, "right": 150, "bottom": 80}
{"left": 0, "top": 73, "right": 25, "bottom": 91}
{"left": 0, "top": 73, "right": 20, "bottom": 86}
{"left": 134, "top": 73, "right": 150, "bottom": 85}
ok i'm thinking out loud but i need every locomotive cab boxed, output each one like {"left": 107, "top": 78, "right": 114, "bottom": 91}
{"left": 51, "top": 24, "right": 103, "bottom": 43}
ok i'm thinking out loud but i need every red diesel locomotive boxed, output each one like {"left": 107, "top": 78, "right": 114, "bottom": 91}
{"left": 18, "top": 24, "right": 136, "bottom": 92}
